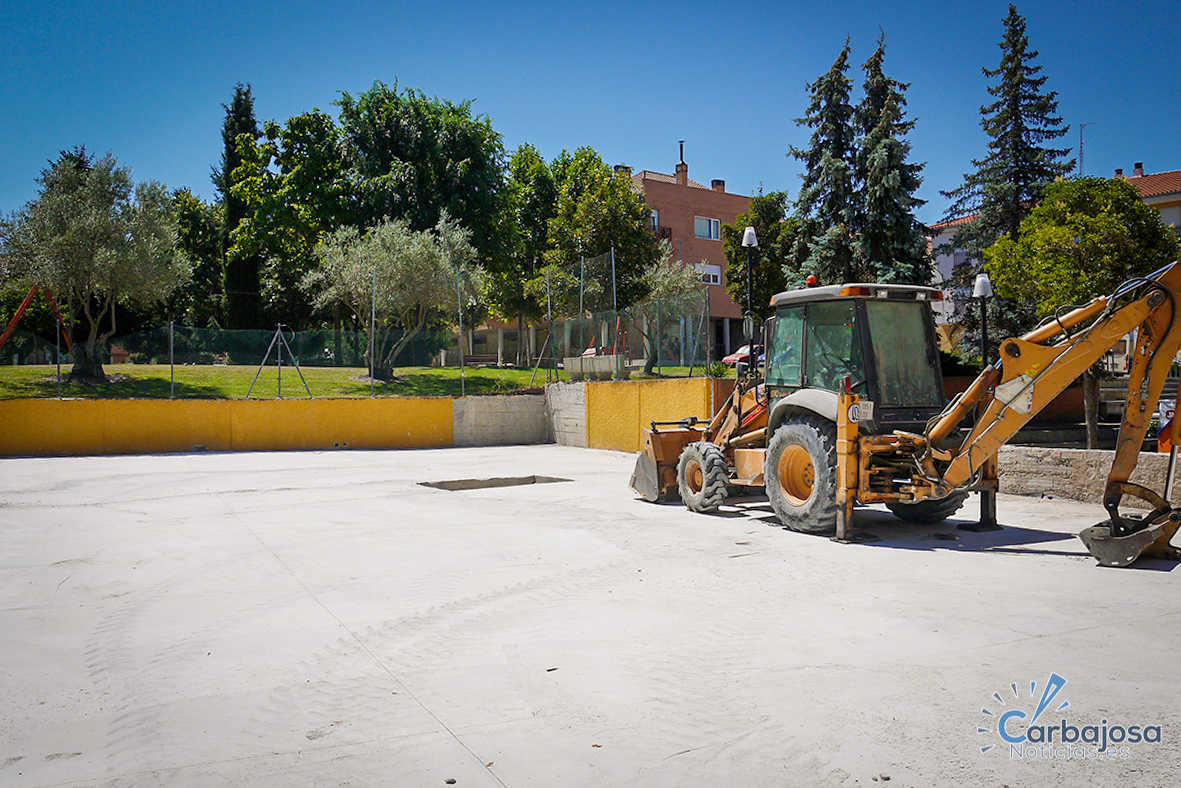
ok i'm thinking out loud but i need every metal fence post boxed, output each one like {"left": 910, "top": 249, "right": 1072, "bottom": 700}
{"left": 55, "top": 319, "right": 61, "bottom": 399}
{"left": 610, "top": 246, "right": 617, "bottom": 353}
{"left": 276, "top": 323, "right": 283, "bottom": 399}
{"left": 455, "top": 257, "right": 465, "bottom": 397}
{"left": 370, "top": 263, "right": 377, "bottom": 397}
{"left": 169, "top": 320, "right": 174, "bottom": 399}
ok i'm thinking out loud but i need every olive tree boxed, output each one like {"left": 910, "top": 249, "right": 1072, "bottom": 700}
{"left": 1, "top": 149, "right": 189, "bottom": 382}
{"left": 310, "top": 213, "right": 482, "bottom": 379}
{"left": 631, "top": 242, "right": 705, "bottom": 374}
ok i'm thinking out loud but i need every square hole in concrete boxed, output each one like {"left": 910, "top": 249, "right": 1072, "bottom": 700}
{"left": 418, "top": 475, "right": 572, "bottom": 492}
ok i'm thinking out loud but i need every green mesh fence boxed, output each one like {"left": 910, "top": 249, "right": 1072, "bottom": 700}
{"left": 103, "top": 326, "right": 452, "bottom": 368}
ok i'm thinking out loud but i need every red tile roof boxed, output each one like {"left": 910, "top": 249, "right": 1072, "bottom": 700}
{"left": 929, "top": 213, "right": 978, "bottom": 231}
{"left": 1125, "top": 169, "right": 1181, "bottom": 198}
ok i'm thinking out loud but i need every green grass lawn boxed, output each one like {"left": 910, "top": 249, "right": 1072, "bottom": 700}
{"left": 0, "top": 364, "right": 567, "bottom": 399}
{"left": 0, "top": 361, "right": 730, "bottom": 399}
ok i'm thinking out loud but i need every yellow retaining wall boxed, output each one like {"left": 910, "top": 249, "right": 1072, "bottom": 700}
{"left": 0, "top": 398, "right": 453, "bottom": 456}
{"left": 585, "top": 378, "right": 714, "bottom": 453}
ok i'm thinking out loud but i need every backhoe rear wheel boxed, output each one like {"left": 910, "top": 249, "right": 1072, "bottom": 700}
{"left": 676, "top": 441, "right": 729, "bottom": 512}
{"left": 886, "top": 491, "right": 969, "bottom": 524}
{"left": 765, "top": 415, "right": 839, "bottom": 534}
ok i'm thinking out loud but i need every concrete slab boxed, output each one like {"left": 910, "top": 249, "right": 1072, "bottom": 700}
{"left": 1, "top": 446, "right": 1179, "bottom": 786}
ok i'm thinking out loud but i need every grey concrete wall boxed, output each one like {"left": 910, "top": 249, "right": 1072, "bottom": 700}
{"left": 452, "top": 395, "right": 550, "bottom": 447}
{"left": 998, "top": 445, "right": 1177, "bottom": 508}
{"left": 545, "top": 382, "right": 587, "bottom": 448}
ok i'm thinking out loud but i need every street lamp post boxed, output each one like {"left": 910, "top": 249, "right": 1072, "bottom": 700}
{"left": 964, "top": 270, "right": 1001, "bottom": 532}
{"left": 741, "top": 226, "right": 758, "bottom": 342}
{"left": 973, "top": 272, "right": 993, "bottom": 367}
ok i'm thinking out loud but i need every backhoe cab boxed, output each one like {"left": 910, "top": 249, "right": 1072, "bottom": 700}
{"left": 630, "top": 263, "right": 1181, "bottom": 568}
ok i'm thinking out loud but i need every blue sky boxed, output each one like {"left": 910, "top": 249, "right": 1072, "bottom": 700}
{"left": 1, "top": 0, "right": 1177, "bottom": 224}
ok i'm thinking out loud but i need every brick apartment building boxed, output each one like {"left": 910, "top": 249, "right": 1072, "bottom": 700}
{"left": 627, "top": 145, "right": 751, "bottom": 357}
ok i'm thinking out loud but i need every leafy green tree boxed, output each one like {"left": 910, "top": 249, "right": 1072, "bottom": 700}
{"left": 542, "top": 147, "right": 660, "bottom": 311}
{"left": 721, "top": 192, "right": 791, "bottom": 315}
{"left": 985, "top": 176, "right": 1179, "bottom": 446}
{"left": 169, "top": 188, "right": 223, "bottom": 326}
{"left": 213, "top": 83, "right": 262, "bottom": 328}
{"left": 336, "top": 81, "right": 506, "bottom": 262}
{"left": 1, "top": 148, "right": 188, "bottom": 382}
{"left": 855, "top": 35, "right": 931, "bottom": 285}
{"left": 229, "top": 110, "right": 350, "bottom": 327}
{"left": 489, "top": 144, "right": 555, "bottom": 363}
{"left": 941, "top": 4, "right": 1074, "bottom": 253}
{"left": 310, "top": 213, "right": 482, "bottom": 379}
{"left": 790, "top": 40, "right": 870, "bottom": 284}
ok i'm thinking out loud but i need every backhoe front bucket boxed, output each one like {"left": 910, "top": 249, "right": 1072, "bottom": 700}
{"left": 630, "top": 452, "right": 662, "bottom": 502}
{"left": 1078, "top": 513, "right": 1181, "bottom": 567}
{"left": 630, "top": 427, "right": 698, "bottom": 503}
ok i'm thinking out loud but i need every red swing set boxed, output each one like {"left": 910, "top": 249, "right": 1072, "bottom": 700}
{"left": 0, "top": 286, "right": 71, "bottom": 353}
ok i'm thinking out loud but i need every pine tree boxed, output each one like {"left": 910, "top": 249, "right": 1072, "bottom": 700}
{"left": 941, "top": 4, "right": 1074, "bottom": 255}
{"left": 790, "top": 40, "right": 870, "bottom": 284}
{"left": 939, "top": 4, "right": 1074, "bottom": 361}
{"left": 212, "top": 83, "right": 261, "bottom": 328}
{"left": 855, "top": 35, "right": 931, "bottom": 285}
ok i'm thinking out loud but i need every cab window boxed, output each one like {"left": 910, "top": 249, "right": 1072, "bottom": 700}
{"left": 804, "top": 300, "right": 861, "bottom": 392}
{"left": 767, "top": 306, "right": 803, "bottom": 386}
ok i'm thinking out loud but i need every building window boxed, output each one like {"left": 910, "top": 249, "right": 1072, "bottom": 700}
{"left": 650, "top": 209, "right": 660, "bottom": 231}
{"left": 694, "top": 216, "right": 720, "bottom": 240}
{"left": 697, "top": 263, "right": 722, "bottom": 285}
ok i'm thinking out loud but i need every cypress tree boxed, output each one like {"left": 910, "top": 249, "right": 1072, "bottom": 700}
{"left": 789, "top": 40, "right": 869, "bottom": 284}
{"left": 212, "top": 83, "right": 261, "bottom": 328}
{"left": 855, "top": 35, "right": 931, "bottom": 285}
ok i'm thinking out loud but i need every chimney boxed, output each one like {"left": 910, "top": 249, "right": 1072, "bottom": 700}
{"left": 711, "top": 179, "right": 725, "bottom": 192}
{"left": 1133, "top": 162, "right": 1145, "bottom": 177}
{"left": 675, "top": 140, "right": 688, "bottom": 185}
{"left": 1115, "top": 168, "right": 1124, "bottom": 177}
{"left": 614, "top": 164, "right": 632, "bottom": 177}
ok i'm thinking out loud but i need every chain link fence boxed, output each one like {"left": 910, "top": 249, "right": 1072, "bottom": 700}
{"left": 1, "top": 245, "right": 726, "bottom": 396}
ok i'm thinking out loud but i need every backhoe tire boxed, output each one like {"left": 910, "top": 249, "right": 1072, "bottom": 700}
{"left": 886, "top": 491, "right": 969, "bottom": 524}
{"left": 765, "top": 415, "right": 839, "bottom": 534}
{"left": 676, "top": 442, "right": 729, "bottom": 513}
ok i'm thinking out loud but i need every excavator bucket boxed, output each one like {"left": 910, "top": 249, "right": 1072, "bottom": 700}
{"left": 630, "top": 426, "right": 698, "bottom": 503}
{"left": 1078, "top": 513, "right": 1181, "bottom": 568}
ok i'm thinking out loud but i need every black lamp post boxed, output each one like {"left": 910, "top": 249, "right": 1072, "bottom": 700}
{"left": 741, "top": 226, "right": 758, "bottom": 340}
{"left": 974, "top": 272, "right": 993, "bottom": 366}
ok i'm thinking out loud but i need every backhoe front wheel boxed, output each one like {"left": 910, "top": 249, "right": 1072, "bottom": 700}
{"left": 765, "top": 415, "right": 839, "bottom": 534}
{"left": 676, "top": 442, "right": 729, "bottom": 512}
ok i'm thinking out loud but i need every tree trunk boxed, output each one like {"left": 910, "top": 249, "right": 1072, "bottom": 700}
{"left": 69, "top": 300, "right": 109, "bottom": 384}
{"left": 69, "top": 336, "right": 107, "bottom": 383}
{"left": 1083, "top": 368, "right": 1100, "bottom": 449}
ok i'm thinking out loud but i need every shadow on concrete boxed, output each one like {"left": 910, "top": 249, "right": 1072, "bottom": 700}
{"left": 719, "top": 498, "right": 1180, "bottom": 571}
{"left": 643, "top": 490, "right": 1179, "bottom": 571}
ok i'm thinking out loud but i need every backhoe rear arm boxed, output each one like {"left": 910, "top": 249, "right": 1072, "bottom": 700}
{"left": 929, "top": 263, "right": 1181, "bottom": 515}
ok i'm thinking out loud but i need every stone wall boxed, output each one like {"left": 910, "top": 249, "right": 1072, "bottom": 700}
{"left": 545, "top": 382, "right": 587, "bottom": 447}
{"left": 998, "top": 445, "right": 1178, "bottom": 508}
{"left": 452, "top": 395, "right": 550, "bottom": 447}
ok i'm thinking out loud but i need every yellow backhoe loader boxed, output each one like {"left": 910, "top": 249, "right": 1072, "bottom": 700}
{"left": 630, "top": 261, "right": 1181, "bottom": 567}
